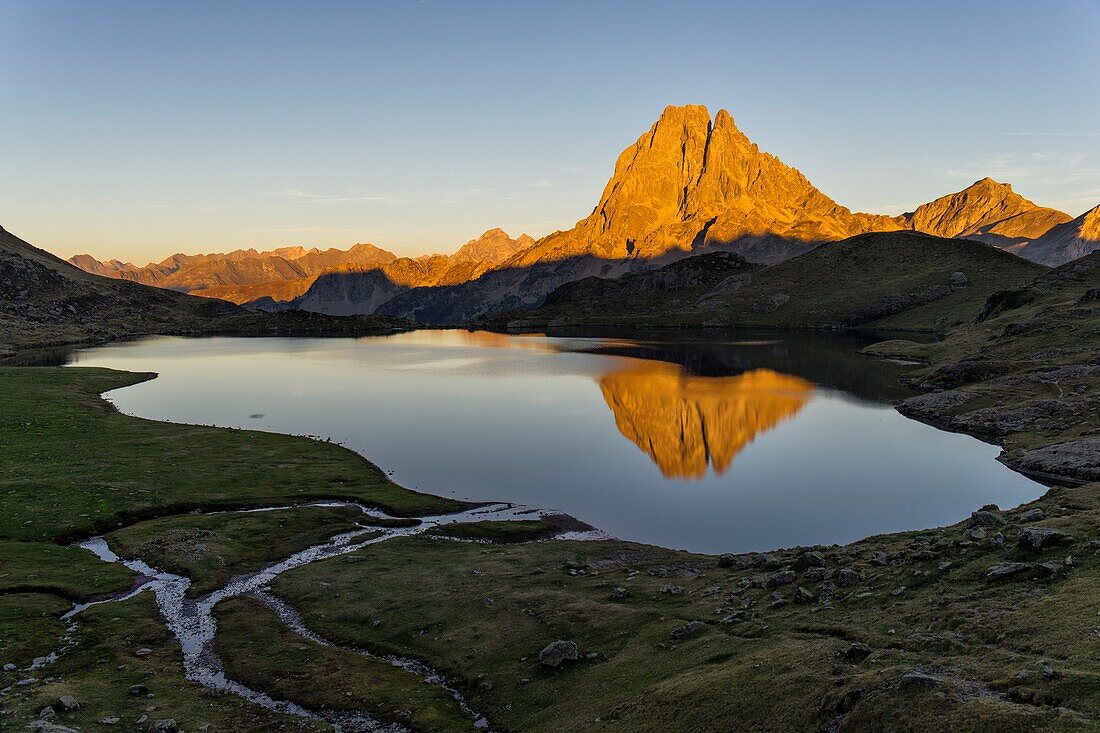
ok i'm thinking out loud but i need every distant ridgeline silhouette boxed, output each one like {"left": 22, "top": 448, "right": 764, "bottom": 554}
{"left": 68, "top": 105, "right": 1098, "bottom": 324}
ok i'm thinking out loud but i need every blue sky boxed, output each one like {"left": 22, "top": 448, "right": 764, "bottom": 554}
{"left": 2, "top": 0, "right": 1098, "bottom": 263}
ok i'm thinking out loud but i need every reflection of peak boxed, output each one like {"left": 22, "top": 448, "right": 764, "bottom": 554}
{"left": 599, "top": 364, "right": 813, "bottom": 479}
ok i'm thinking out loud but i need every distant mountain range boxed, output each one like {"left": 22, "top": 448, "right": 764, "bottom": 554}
{"left": 0, "top": 227, "right": 409, "bottom": 352}
{"left": 67, "top": 104, "right": 1099, "bottom": 324}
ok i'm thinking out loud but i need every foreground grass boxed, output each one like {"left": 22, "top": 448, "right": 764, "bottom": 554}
{"left": 0, "top": 365, "right": 457, "bottom": 726}
{"left": 1, "top": 593, "right": 325, "bottom": 731}
{"left": 215, "top": 597, "right": 479, "bottom": 732}
{"left": 0, "top": 367, "right": 460, "bottom": 545}
{"left": 269, "top": 494, "right": 1100, "bottom": 732}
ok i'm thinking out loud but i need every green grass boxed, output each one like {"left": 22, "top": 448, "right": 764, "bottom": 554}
{"left": 106, "top": 505, "right": 369, "bottom": 596}
{"left": 214, "top": 596, "right": 481, "bottom": 732}
{"left": 270, "top": 491, "right": 1100, "bottom": 731}
{"left": 0, "top": 540, "right": 134, "bottom": 601}
{"left": 0, "top": 367, "right": 460, "bottom": 545}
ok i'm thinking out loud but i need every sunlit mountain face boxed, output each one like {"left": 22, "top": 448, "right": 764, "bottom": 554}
{"left": 598, "top": 363, "right": 814, "bottom": 479}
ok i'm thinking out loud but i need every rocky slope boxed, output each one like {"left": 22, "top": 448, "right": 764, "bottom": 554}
{"left": 1012, "top": 204, "right": 1100, "bottom": 266}
{"left": 865, "top": 251, "right": 1100, "bottom": 484}
{"left": 894, "top": 178, "right": 1071, "bottom": 251}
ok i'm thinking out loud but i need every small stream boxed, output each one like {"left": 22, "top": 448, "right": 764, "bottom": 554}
{"left": 62, "top": 502, "right": 608, "bottom": 732}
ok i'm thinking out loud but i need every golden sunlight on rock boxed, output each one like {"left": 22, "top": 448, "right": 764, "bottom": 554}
{"left": 599, "top": 364, "right": 814, "bottom": 479}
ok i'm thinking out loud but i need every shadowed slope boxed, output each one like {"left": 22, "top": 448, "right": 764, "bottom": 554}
{"left": 520, "top": 231, "right": 1048, "bottom": 332}
{"left": 1015, "top": 204, "right": 1100, "bottom": 266}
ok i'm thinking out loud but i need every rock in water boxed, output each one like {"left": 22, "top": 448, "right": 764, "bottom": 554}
{"left": 539, "top": 640, "right": 579, "bottom": 668}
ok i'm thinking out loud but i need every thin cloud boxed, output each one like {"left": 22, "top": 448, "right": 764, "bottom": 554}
{"left": 267, "top": 189, "right": 399, "bottom": 204}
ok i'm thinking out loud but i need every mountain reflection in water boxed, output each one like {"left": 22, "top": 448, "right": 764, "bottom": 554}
{"left": 599, "top": 363, "right": 814, "bottom": 479}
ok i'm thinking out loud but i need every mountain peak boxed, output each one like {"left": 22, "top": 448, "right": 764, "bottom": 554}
{"left": 970, "top": 176, "right": 1012, "bottom": 192}
{"left": 510, "top": 104, "right": 892, "bottom": 266}
{"left": 898, "top": 179, "right": 1068, "bottom": 244}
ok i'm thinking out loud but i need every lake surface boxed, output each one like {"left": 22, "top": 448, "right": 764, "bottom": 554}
{"left": 67, "top": 330, "right": 1044, "bottom": 554}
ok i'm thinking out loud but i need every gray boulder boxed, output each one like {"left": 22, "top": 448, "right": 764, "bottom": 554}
{"left": 539, "top": 640, "right": 579, "bottom": 668}
{"left": 986, "top": 562, "right": 1033, "bottom": 580}
{"left": 1018, "top": 527, "right": 1073, "bottom": 551}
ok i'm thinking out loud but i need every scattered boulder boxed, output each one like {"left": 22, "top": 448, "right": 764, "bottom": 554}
{"left": 794, "top": 586, "right": 815, "bottom": 604}
{"left": 659, "top": 583, "right": 684, "bottom": 595}
{"left": 669, "top": 621, "right": 708, "bottom": 641}
{"left": 148, "top": 720, "right": 179, "bottom": 733}
{"left": 99, "top": 718, "right": 121, "bottom": 726}
{"left": 837, "top": 567, "right": 861, "bottom": 587}
{"left": 766, "top": 570, "right": 796, "bottom": 587}
{"left": 128, "top": 684, "right": 149, "bottom": 697}
{"left": 751, "top": 292, "right": 789, "bottom": 314}
{"left": 716, "top": 554, "right": 737, "bottom": 568}
{"left": 900, "top": 670, "right": 942, "bottom": 687}
{"left": 609, "top": 587, "right": 629, "bottom": 600}
{"left": 840, "top": 642, "right": 873, "bottom": 662}
{"left": 134, "top": 648, "right": 153, "bottom": 657}
{"left": 968, "top": 510, "right": 1005, "bottom": 528}
{"left": 28, "top": 722, "right": 80, "bottom": 733}
{"left": 1018, "top": 508, "right": 1045, "bottom": 523}
{"left": 986, "top": 562, "right": 1033, "bottom": 580}
{"left": 950, "top": 271, "right": 968, "bottom": 290}
{"left": 539, "top": 640, "right": 579, "bottom": 668}
{"left": 795, "top": 551, "right": 826, "bottom": 569}
{"left": 56, "top": 695, "right": 80, "bottom": 712}
{"left": 1018, "top": 527, "right": 1073, "bottom": 551}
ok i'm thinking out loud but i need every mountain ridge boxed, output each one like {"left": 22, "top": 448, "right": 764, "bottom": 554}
{"left": 63, "top": 105, "right": 1096, "bottom": 323}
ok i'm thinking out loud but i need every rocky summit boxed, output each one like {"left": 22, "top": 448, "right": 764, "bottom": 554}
{"left": 509, "top": 104, "right": 898, "bottom": 268}
{"left": 894, "top": 177, "right": 1071, "bottom": 252}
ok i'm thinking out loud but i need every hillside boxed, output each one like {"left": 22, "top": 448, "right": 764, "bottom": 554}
{"left": 514, "top": 231, "right": 1048, "bottom": 332}
{"left": 0, "top": 227, "right": 410, "bottom": 354}
{"left": 865, "top": 251, "right": 1100, "bottom": 483}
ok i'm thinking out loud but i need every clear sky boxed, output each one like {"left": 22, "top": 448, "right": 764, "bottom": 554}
{"left": 2, "top": 0, "right": 1098, "bottom": 264}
